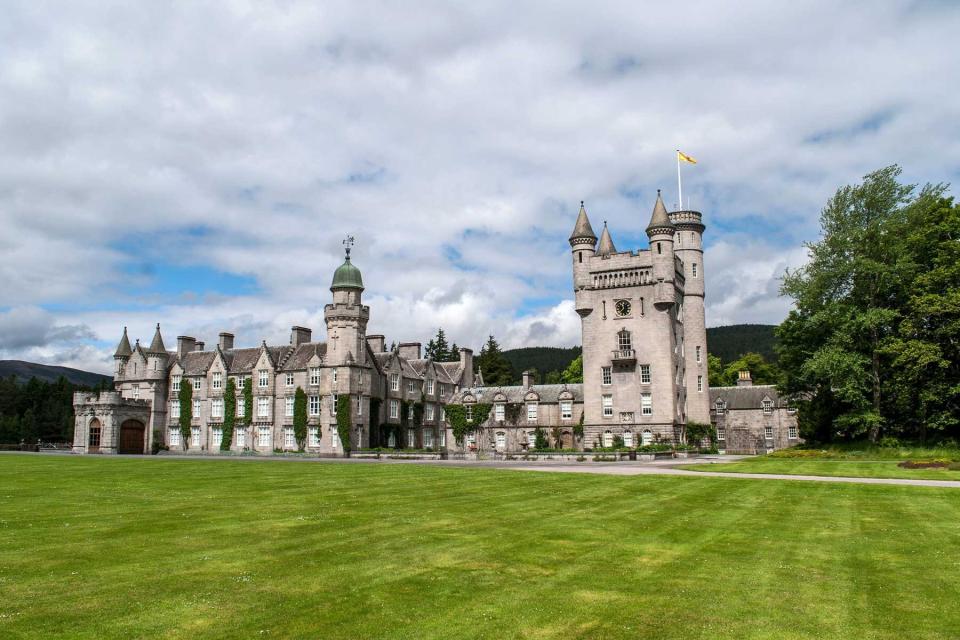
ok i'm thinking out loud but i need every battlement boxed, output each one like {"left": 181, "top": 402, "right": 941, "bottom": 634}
{"left": 73, "top": 391, "right": 151, "bottom": 407}
{"left": 668, "top": 210, "right": 704, "bottom": 230}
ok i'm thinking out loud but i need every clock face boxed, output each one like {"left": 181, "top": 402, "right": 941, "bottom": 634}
{"left": 615, "top": 300, "right": 631, "bottom": 317}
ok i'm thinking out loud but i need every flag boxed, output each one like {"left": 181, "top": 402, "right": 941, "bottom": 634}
{"left": 677, "top": 150, "right": 697, "bottom": 164}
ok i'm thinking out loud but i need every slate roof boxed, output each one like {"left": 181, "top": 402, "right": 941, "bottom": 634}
{"left": 452, "top": 383, "right": 584, "bottom": 404}
{"left": 709, "top": 385, "right": 789, "bottom": 410}
{"left": 114, "top": 327, "right": 132, "bottom": 358}
{"left": 569, "top": 202, "right": 597, "bottom": 242}
{"left": 178, "top": 351, "right": 217, "bottom": 376}
{"left": 279, "top": 343, "right": 328, "bottom": 371}
{"left": 147, "top": 324, "right": 166, "bottom": 354}
{"left": 646, "top": 191, "right": 675, "bottom": 233}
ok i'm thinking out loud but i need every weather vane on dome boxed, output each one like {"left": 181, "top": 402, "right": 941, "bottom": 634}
{"left": 343, "top": 235, "right": 355, "bottom": 260}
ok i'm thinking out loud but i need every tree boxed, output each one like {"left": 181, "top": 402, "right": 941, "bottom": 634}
{"left": 178, "top": 381, "right": 193, "bottom": 449}
{"left": 707, "top": 354, "right": 725, "bottom": 387}
{"left": 560, "top": 355, "right": 583, "bottom": 384}
{"left": 449, "top": 342, "right": 460, "bottom": 360}
{"left": 424, "top": 328, "right": 452, "bottom": 361}
{"left": 777, "top": 166, "right": 955, "bottom": 443}
{"left": 709, "top": 352, "right": 781, "bottom": 387}
{"left": 475, "top": 335, "right": 514, "bottom": 386}
{"left": 293, "top": 387, "right": 308, "bottom": 451}
{"left": 221, "top": 377, "right": 236, "bottom": 451}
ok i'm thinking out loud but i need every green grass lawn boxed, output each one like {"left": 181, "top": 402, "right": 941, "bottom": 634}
{"left": 2, "top": 455, "right": 960, "bottom": 639}
{"left": 680, "top": 457, "right": 960, "bottom": 481}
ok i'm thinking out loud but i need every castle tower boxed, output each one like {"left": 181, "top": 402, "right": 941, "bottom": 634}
{"left": 324, "top": 237, "right": 371, "bottom": 449}
{"left": 569, "top": 201, "right": 597, "bottom": 292}
{"left": 670, "top": 207, "right": 711, "bottom": 424}
{"left": 113, "top": 326, "right": 132, "bottom": 378}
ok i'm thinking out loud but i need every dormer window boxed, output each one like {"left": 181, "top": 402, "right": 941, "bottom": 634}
{"left": 212, "top": 372, "right": 222, "bottom": 390}
{"left": 762, "top": 399, "right": 774, "bottom": 414}
{"left": 715, "top": 400, "right": 726, "bottom": 415}
{"left": 258, "top": 370, "right": 268, "bottom": 388}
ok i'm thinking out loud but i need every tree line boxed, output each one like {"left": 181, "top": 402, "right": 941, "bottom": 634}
{"left": 0, "top": 375, "right": 110, "bottom": 444}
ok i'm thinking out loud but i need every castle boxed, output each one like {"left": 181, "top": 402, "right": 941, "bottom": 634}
{"left": 73, "top": 194, "right": 798, "bottom": 456}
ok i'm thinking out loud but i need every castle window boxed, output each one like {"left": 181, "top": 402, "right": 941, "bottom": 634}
{"left": 285, "top": 397, "right": 294, "bottom": 417}
{"left": 168, "top": 428, "right": 180, "bottom": 447}
{"left": 332, "top": 394, "right": 339, "bottom": 416}
{"left": 579, "top": 252, "right": 583, "bottom": 264}
{"left": 561, "top": 401, "right": 573, "bottom": 420}
{"left": 641, "top": 393, "right": 653, "bottom": 415}
{"left": 623, "top": 431, "right": 633, "bottom": 447}
{"left": 602, "top": 367, "right": 612, "bottom": 385}
{"left": 257, "top": 397, "right": 270, "bottom": 418}
{"left": 439, "top": 428, "right": 446, "bottom": 447}
{"left": 237, "top": 398, "right": 245, "bottom": 418}
{"left": 286, "top": 373, "right": 295, "bottom": 387}
{"left": 495, "top": 403, "right": 505, "bottom": 422}
{"left": 602, "top": 430, "right": 613, "bottom": 448}
{"left": 390, "top": 374, "right": 399, "bottom": 391}
{"left": 425, "top": 404, "right": 434, "bottom": 421}
{"left": 715, "top": 400, "right": 726, "bottom": 415}
{"left": 407, "top": 380, "right": 415, "bottom": 394}
{"left": 309, "top": 395, "right": 320, "bottom": 416}
{"left": 696, "top": 346, "right": 701, "bottom": 363}
{"left": 389, "top": 399, "right": 399, "bottom": 419}
{"left": 495, "top": 432, "right": 506, "bottom": 450}
{"left": 172, "top": 375, "right": 181, "bottom": 392}
{"left": 765, "top": 426, "right": 774, "bottom": 440}
{"left": 132, "top": 384, "right": 139, "bottom": 399}
{"left": 717, "top": 427, "right": 725, "bottom": 441}
{"left": 194, "top": 378, "right": 202, "bottom": 391}
{"left": 191, "top": 427, "right": 200, "bottom": 447}
{"left": 408, "top": 404, "right": 414, "bottom": 421}
{"left": 408, "top": 429, "right": 416, "bottom": 448}
{"left": 258, "top": 370, "right": 268, "bottom": 387}
{"left": 762, "top": 399, "right": 774, "bottom": 415}
{"left": 212, "top": 426, "right": 223, "bottom": 446}
{"left": 258, "top": 426, "right": 270, "bottom": 447}
{"left": 466, "top": 433, "right": 476, "bottom": 448}
{"left": 426, "top": 379, "right": 434, "bottom": 395}
{"left": 642, "top": 430, "right": 653, "bottom": 445}
{"left": 657, "top": 242, "right": 662, "bottom": 254}
{"left": 424, "top": 429, "right": 434, "bottom": 449}
{"left": 212, "top": 398, "right": 224, "bottom": 419}
{"left": 308, "top": 427, "right": 320, "bottom": 447}
{"left": 170, "top": 400, "right": 180, "bottom": 418}
{"left": 192, "top": 399, "right": 201, "bottom": 418}
{"left": 697, "top": 375, "right": 703, "bottom": 392}
{"left": 617, "top": 330, "right": 632, "bottom": 351}
{"left": 212, "top": 372, "right": 222, "bottom": 390}
{"left": 692, "top": 263, "right": 698, "bottom": 278}
{"left": 789, "top": 425, "right": 798, "bottom": 439}
{"left": 357, "top": 396, "right": 362, "bottom": 416}
{"left": 333, "top": 368, "right": 338, "bottom": 383}
{"left": 602, "top": 395, "right": 613, "bottom": 417}
{"left": 309, "top": 367, "right": 320, "bottom": 385}
{"left": 439, "top": 406, "right": 445, "bottom": 422}
{"left": 640, "top": 365, "right": 651, "bottom": 384}
{"left": 527, "top": 403, "right": 538, "bottom": 422}
{"left": 236, "top": 427, "right": 246, "bottom": 447}
{"left": 283, "top": 427, "right": 295, "bottom": 449}
{"left": 466, "top": 405, "right": 474, "bottom": 423}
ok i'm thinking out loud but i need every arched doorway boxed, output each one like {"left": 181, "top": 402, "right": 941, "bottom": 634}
{"left": 88, "top": 418, "right": 102, "bottom": 453}
{"left": 118, "top": 419, "right": 146, "bottom": 454}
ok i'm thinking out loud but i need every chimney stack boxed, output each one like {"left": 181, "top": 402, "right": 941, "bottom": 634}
{"left": 398, "top": 342, "right": 421, "bottom": 360}
{"left": 195, "top": 341, "right": 205, "bottom": 352}
{"left": 737, "top": 370, "right": 753, "bottom": 387}
{"left": 459, "top": 348, "right": 474, "bottom": 387}
{"left": 522, "top": 370, "right": 535, "bottom": 388}
{"left": 177, "top": 336, "right": 196, "bottom": 357}
{"left": 291, "top": 326, "right": 312, "bottom": 347}
{"left": 366, "top": 335, "right": 386, "bottom": 353}
{"left": 218, "top": 332, "right": 235, "bottom": 351}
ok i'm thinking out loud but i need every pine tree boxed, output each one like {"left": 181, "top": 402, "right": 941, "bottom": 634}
{"left": 424, "top": 328, "right": 451, "bottom": 361}
{"left": 476, "top": 335, "right": 514, "bottom": 386}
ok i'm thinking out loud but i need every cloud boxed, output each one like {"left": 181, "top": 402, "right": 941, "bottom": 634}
{"left": 0, "top": 1, "right": 957, "bottom": 371}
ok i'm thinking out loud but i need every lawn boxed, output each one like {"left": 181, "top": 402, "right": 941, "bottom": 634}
{"left": 680, "top": 457, "right": 960, "bottom": 480}
{"left": 2, "top": 455, "right": 960, "bottom": 639}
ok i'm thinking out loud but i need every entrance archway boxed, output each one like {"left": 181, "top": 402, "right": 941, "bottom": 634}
{"left": 118, "top": 419, "right": 146, "bottom": 454}
{"left": 88, "top": 418, "right": 102, "bottom": 453}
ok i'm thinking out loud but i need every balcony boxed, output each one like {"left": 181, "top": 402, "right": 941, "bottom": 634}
{"left": 611, "top": 349, "right": 636, "bottom": 364}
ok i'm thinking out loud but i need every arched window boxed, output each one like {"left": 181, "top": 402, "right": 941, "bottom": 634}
{"left": 602, "top": 430, "right": 613, "bottom": 448}
{"left": 641, "top": 430, "right": 653, "bottom": 446}
{"left": 495, "top": 432, "right": 506, "bottom": 450}
{"left": 88, "top": 418, "right": 102, "bottom": 450}
{"left": 623, "top": 431, "right": 633, "bottom": 447}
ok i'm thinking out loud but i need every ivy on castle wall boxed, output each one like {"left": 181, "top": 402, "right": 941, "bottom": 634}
{"left": 446, "top": 403, "right": 492, "bottom": 445}
{"left": 336, "top": 394, "right": 352, "bottom": 452}
{"left": 504, "top": 403, "right": 523, "bottom": 426}
{"left": 293, "top": 387, "right": 307, "bottom": 451}
{"left": 220, "top": 378, "right": 236, "bottom": 451}
{"left": 242, "top": 377, "right": 253, "bottom": 426}
{"left": 178, "top": 382, "right": 192, "bottom": 449}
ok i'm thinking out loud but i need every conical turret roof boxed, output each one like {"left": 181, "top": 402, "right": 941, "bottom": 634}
{"left": 568, "top": 201, "right": 598, "bottom": 244}
{"left": 148, "top": 323, "right": 166, "bottom": 354}
{"left": 597, "top": 222, "right": 617, "bottom": 256}
{"left": 646, "top": 190, "right": 675, "bottom": 234}
{"left": 114, "top": 327, "right": 132, "bottom": 358}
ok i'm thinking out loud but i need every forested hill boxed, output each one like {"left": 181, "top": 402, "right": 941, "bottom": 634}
{"left": 501, "top": 347, "right": 581, "bottom": 379}
{"left": 0, "top": 360, "right": 112, "bottom": 387}
{"left": 706, "top": 324, "right": 778, "bottom": 363}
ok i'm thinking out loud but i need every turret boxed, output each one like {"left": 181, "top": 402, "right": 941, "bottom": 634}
{"left": 325, "top": 236, "right": 370, "bottom": 367}
{"left": 113, "top": 326, "right": 132, "bottom": 377}
{"left": 145, "top": 323, "right": 169, "bottom": 379}
{"left": 647, "top": 191, "right": 676, "bottom": 308}
{"left": 596, "top": 222, "right": 617, "bottom": 257}
{"left": 569, "top": 201, "right": 597, "bottom": 291}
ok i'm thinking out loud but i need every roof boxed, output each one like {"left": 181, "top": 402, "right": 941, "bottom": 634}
{"left": 279, "top": 343, "right": 328, "bottom": 371}
{"left": 646, "top": 191, "right": 675, "bottom": 234}
{"left": 178, "top": 351, "right": 217, "bottom": 376}
{"left": 709, "top": 385, "right": 789, "bottom": 410}
{"left": 597, "top": 222, "right": 617, "bottom": 256}
{"left": 451, "top": 383, "right": 584, "bottom": 404}
{"left": 569, "top": 202, "right": 597, "bottom": 244}
{"left": 114, "top": 327, "right": 132, "bottom": 358}
{"left": 331, "top": 257, "right": 364, "bottom": 291}
{"left": 147, "top": 324, "right": 166, "bottom": 354}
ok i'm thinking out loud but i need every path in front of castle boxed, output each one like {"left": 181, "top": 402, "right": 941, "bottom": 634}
{"left": 7, "top": 451, "right": 960, "bottom": 488}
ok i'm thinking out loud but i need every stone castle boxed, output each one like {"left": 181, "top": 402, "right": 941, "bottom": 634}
{"left": 74, "top": 194, "right": 798, "bottom": 456}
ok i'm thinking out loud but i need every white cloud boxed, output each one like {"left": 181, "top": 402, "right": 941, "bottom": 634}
{"left": 0, "top": 1, "right": 957, "bottom": 370}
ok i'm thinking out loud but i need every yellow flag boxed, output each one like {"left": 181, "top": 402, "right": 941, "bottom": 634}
{"left": 677, "top": 150, "right": 697, "bottom": 164}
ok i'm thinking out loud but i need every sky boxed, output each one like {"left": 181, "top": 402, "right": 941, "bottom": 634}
{"left": 1, "top": 1, "right": 958, "bottom": 374}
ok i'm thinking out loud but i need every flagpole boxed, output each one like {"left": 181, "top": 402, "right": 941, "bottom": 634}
{"left": 676, "top": 150, "right": 682, "bottom": 211}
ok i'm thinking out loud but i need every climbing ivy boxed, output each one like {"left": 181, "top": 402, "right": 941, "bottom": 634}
{"left": 505, "top": 402, "right": 523, "bottom": 426}
{"left": 293, "top": 387, "right": 307, "bottom": 451}
{"left": 573, "top": 411, "right": 584, "bottom": 439}
{"left": 178, "top": 381, "right": 192, "bottom": 449}
{"left": 369, "top": 397, "right": 381, "bottom": 446}
{"left": 446, "top": 403, "right": 492, "bottom": 446}
{"left": 242, "top": 377, "right": 253, "bottom": 426}
{"left": 220, "top": 378, "right": 236, "bottom": 451}
{"left": 336, "top": 394, "right": 352, "bottom": 452}
{"left": 685, "top": 421, "right": 716, "bottom": 448}
{"left": 534, "top": 427, "right": 549, "bottom": 450}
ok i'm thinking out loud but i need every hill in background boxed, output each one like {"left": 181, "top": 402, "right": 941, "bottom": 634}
{"left": 705, "top": 324, "right": 778, "bottom": 363}
{"left": 0, "top": 360, "right": 112, "bottom": 387}
{"left": 501, "top": 347, "right": 581, "bottom": 381}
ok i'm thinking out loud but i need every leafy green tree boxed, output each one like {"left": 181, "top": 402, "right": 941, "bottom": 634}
{"left": 476, "top": 335, "right": 514, "bottom": 386}
{"left": 560, "top": 355, "right": 583, "bottom": 384}
{"left": 707, "top": 354, "right": 724, "bottom": 387}
{"left": 293, "top": 387, "right": 307, "bottom": 451}
{"left": 714, "top": 353, "right": 781, "bottom": 387}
